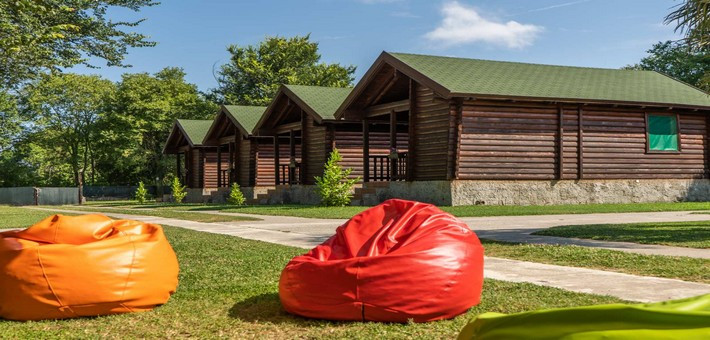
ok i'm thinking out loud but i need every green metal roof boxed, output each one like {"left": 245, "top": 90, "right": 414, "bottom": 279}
{"left": 285, "top": 85, "right": 352, "bottom": 120}
{"left": 177, "top": 119, "right": 213, "bottom": 146}
{"left": 222, "top": 105, "right": 267, "bottom": 134}
{"left": 388, "top": 52, "right": 710, "bottom": 108}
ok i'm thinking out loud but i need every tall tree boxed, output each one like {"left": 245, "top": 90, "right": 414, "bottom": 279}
{"left": 107, "top": 67, "right": 217, "bottom": 184}
{"left": 22, "top": 73, "right": 116, "bottom": 197}
{"left": 665, "top": 0, "right": 710, "bottom": 50}
{"left": 625, "top": 40, "right": 710, "bottom": 91}
{"left": 212, "top": 35, "right": 356, "bottom": 105}
{"left": 0, "top": 0, "right": 157, "bottom": 91}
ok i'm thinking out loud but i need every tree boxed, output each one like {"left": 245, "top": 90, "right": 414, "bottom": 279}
{"left": 170, "top": 177, "right": 186, "bottom": 203}
{"left": 625, "top": 40, "right": 710, "bottom": 91}
{"left": 106, "top": 67, "right": 217, "bottom": 184}
{"left": 227, "top": 183, "right": 246, "bottom": 206}
{"left": 22, "top": 73, "right": 116, "bottom": 198}
{"left": 212, "top": 35, "right": 356, "bottom": 105}
{"left": 315, "top": 149, "right": 359, "bottom": 207}
{"left": 0, "top": 0, "right": 157, "bottom": 91}
{"left": 135, "top": 181, "right": 149, "bottom": 204}
{"left": 665, "top": 0, "right": 710, "bottom": 50}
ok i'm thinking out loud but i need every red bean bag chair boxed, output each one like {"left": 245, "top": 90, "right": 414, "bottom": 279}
{"left": 279, "top": 199, "right": 484, "bottom": 322}
{"left": 0, "top": 214, "right": 179, "bottom": 321}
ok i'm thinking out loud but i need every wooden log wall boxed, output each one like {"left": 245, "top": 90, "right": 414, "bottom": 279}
{"left": 201, "top": 150, "right": 230, "bottom": 188}
{"left": 237, "top": 138, "right": 256, "bottom": 187}
{"left": 412, "top": 85, "right": 454, "bottom": 180}
{"left": 255, "top": 139, "right": 299, "bottom": 186}
{"left": 304, "top": 115, "right": 327, "bottom": 184}
{"left": 333, "top": 130, "right": 408, "bottom": 180}
{"left": 456, "top": 100, "right": 708, "bottom": 180}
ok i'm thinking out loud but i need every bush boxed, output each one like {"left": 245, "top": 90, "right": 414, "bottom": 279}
{"left": 171, "top": 177, "right": 187, "bottom": 203}
{"left": 315, "top": 148, "right": 359, "bottom": 207}
{"left": 227, "top": 183, "right": 246, "bottom": 206}
{"left": 134, "top": 181, "right": 149, "bottom": 204}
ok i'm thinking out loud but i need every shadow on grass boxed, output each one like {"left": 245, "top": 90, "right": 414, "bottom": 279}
{"left": 229, "top": 292, "right": 332, "bottom": 326}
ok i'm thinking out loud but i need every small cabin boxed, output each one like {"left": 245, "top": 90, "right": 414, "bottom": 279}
{"left": 334, "top": 52, "right": 710, "bottom": 205}
{"left": 163, "top": 119, "right": 226, "bottom": 189}
{"left": 254, "top": 85, "right": 408, "bottom": 188}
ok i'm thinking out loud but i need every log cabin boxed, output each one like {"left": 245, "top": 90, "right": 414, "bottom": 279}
{"left": 253, "top": 84, "right": 408, "bottom": 203}
{"left": 201, "top": 105, "right": 275, "bottom": 192}
{"left": 163, "top": 119, "right": 226, "bottom": 190}
{"left": 334, "top": 52, "right": 710, "bottom": 206}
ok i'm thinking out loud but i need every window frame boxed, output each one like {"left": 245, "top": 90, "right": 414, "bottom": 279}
{"left": 645, "top": 112, "right": 682, "bottom": 154}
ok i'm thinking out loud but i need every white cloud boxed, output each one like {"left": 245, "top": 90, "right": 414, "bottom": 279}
{"left": 424, "top": 2, "right": 543, "bottom": 49}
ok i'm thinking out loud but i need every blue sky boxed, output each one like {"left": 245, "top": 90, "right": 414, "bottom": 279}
{"left": 71, "top": 0, "right": 682, "bottom": 92}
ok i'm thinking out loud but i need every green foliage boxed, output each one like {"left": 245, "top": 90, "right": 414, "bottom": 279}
{"left": 315, "top": 149, "right": 359, "bottom": 207}
{"left": 625, "top": 40, "right": 710, "bottom": 91}
{"left": 22, "top": 73, "right": 116, "bottom": 186}
{"left": 135, "top": 181, "right": 149, "bottom": 204}
{"left": 665, "top": 0, "right": 710, "bottom": 50}
{"left": 0, "top": 0, "right": 156, "bottom": 90}
{"left": 171, "top": 177, "right": 187, "bottom": 204}
{"left": 212, "top": 35, "right": 356, "bottom": 105}
{"left": 227, "top": 183, "right": 246, "bottom": 206}
{"left": 104, "top": 67, "right": 217, "bottom": 185}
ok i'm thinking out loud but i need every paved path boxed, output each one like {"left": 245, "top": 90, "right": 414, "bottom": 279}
{"left": 201, "top": 209, "right": 710, "bottom": 259}
{"left": 26, "top": 207, "right": 710, "bottom": 303}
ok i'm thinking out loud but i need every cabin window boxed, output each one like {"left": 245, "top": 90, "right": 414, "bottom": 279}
{"left": 647, "top": 114, "right": 680, "bottom": 152}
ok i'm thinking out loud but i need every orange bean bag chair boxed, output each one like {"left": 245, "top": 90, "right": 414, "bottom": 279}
{"left": 279, "top": 199, "right": 484, "bottom": 322}
{"left": 0, "top": 214, "right": 179, "bottom": 321}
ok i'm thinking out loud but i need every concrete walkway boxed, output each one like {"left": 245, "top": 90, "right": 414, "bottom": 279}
{"left": 25, "top": 207, "right": 710, "bottom": 303}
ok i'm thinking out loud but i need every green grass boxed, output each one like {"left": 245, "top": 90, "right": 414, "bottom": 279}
{"left": 481, "top": 239, "right": 710, "bottom": 283}
{"left": 534, "top": 221, "right": 710, "bottom": 249}
{"left": 41, "top": 205, "right": 261, "bottom": 223}
{"left": 0, "top": 205, "right": 79, "bottom": 229}
{"left": 0, "top": 207, "right": 623, "bottom": 338}
{"left": 82, "top": 200, "right": 710, "bottom": 219}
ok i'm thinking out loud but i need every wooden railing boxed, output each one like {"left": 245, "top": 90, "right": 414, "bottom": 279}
{"left": 219, "top": 169, "right": 229, "bottom": 187}
{"left": 277, "top": 162, "right": 301, "bottom": 185}
{"left": 369, "top": 152, "right": 407, "bottom": 181}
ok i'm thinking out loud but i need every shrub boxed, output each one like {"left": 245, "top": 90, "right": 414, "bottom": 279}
{"left": 171, "top": 177, "right": 187, "bottom": 203}
{"left": 135, "top": 181, "right": 149, "bottom": 204}
{"left": 315, "top": 148, "right": 359, "bottom": 207}
{"left": 227, "top": 183, "right": 246, "bottom": 206}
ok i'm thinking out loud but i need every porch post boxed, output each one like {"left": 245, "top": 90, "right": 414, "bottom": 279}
{"left": 390, "top": 110, "right": 397, "bottom": 179}
{"left": 363, "top": 119, "right": 370, "bottom": 182}
{"left": 176, "top": 152, "right": 182, "bottom": 182}
{"left": 289, "top": 130, "right": 296, "bottom": 184}
{"left": 228, "top": 141, "right": 234, "bottom": 185}
{"left": 274, "top": 135, "right": 280, "bottom": 185}
{"left": 217, "top": 145, "right": 222, "bottom": 187}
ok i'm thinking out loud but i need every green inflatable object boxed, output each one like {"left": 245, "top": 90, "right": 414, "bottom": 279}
{"left": 458, "top": 294, "right": 710, "bottom": 339}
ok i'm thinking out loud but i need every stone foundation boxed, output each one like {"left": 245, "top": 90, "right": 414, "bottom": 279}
{"left": 358, "top": 179, "right": 710, "bottom": 206}
{"left": 450, "top": 179, "right": 710, "bottom": 206}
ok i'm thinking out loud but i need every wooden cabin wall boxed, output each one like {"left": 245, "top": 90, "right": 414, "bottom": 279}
{"left": 304, "top": 116, "right": 327, "bottom": 184}
{"left": 187, "top": 149, "right": 201, "bottom": 188}
{"left": 455, "top": 100, "right": 708, "bottom": 180}
{"left": 333, "top": 130, "right": 408, "bottom": 180}
{"left": 237, "top": 138, "right": 256, "bottom": 187}
{"left": 201, "top": 150, "right": 230, "bottom": 188}
{"left": 411, "top": 85, "right": 454, "bottom": 180}
{"left": 579, "top": 108, "right": 706, "bottom": 179}
{"left": 255, "top": 140, "right": 299, "bottom": 186}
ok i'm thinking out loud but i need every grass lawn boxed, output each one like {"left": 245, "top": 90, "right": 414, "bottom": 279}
{"left": 0, "top": 207, "right": 623, "bottom": 338}
{"left": 39, "top": 205, "right": 261, "bottom": 223}
{"left": 81, "top": 200, "right": 710, "bottom": 219}
{"left": 481, "top": 239, "right": 710, "bottom": 283}
{"left": 534, "top": 221, "right": 710, "bottom": 249}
